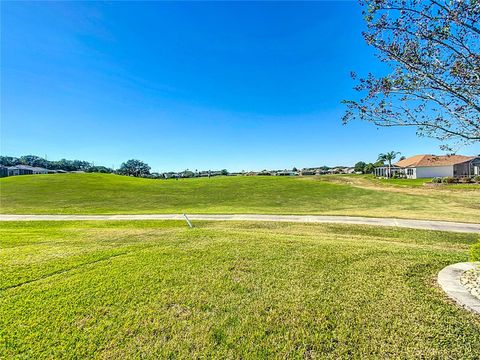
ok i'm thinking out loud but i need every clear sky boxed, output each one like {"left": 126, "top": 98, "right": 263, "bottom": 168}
{"left": 2, "top": 1, "right": 479, "bottom": 172}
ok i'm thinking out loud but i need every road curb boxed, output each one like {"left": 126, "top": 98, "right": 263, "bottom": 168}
{"left": 438, "top": 262, "right": 480, "bottom": 314}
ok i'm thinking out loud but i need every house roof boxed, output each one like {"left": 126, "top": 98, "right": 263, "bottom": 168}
{"left": 395, "top": 154, "right": 475, "bottom": 168}
{"left": 8, "top": 165, "right": 48, "bottom": 171}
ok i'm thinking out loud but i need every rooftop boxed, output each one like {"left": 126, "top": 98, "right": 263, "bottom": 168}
{"left": 395, "top": 154, "right": 475, "bottom": 168}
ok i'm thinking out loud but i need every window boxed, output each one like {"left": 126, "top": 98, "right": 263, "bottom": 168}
{"left": 407, "top": 168, "right": 414, "bottom": 176}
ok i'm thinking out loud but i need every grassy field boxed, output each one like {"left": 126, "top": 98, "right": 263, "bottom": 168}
{"left": 1, "top": 173, "right": 479, "bottom": 222}
{"left": 1, "top": 220, "right": 479, "bottom": 358}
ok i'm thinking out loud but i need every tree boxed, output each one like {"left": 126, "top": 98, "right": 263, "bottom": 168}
{"left": 0, "top": 156, "right": 19, "bottom": 166}
{"left": 343, "top": 0, "right": 480, "bottom": 149}
{"left": 221, "top": 169, "right": 229, "bottom": 176}
{"left": 86, "top": 166, "right": 113, "bottom": 173}
{"left": 118, "top": 159, "right": 151, "bottom": 177}
{"left": 377, "top": 151, "right": 401, "bottom": 178}
{"left": 19, "top": 155, "right": 48, "bottom": 168}
{"left": 364, "top": 163, "right": 375, "bottom": 174}
{"left": 292, "top": 167, "right": 298, "bottom": 172}
{"left": 354, "top": 161, "right": 367, "bottom": 173}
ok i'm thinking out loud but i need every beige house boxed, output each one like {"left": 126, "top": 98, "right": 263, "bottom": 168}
{"left": 375, "top": 154, "right": 480, "bottom": 179}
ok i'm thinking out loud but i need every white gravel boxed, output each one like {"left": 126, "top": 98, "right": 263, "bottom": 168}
{"left": 460, "top": 267, "right": 480, "bottom": 300}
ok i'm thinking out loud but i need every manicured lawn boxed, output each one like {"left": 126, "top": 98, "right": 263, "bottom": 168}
{"left": 1, "top": 221, "right": 479, "bottom": 358}
{"left": 1, "top": 173, "right": 479, "bottom": 222}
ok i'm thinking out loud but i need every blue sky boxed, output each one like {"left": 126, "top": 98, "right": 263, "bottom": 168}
{"left": 2, "top": 1, "right": 478, "bottom": 172}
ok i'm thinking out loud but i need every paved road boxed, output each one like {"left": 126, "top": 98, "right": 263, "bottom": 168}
{"left": 1, "top": 214, "right": 479, "bottom": 233}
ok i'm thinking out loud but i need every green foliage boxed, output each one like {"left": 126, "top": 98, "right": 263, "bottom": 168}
{"left": 470, "top": 241, "right": 480, "bottom": 262}
{"left": 458, "top": 177, "right": 473, "bottom": 184}
{"left": 344, "top": 1, "right": 480, "bottom": 147}
{"left": 377, "top": 151, "right": 401, "bottom": 167}
{"left": 431, "top": 177, "right": 442, "bottom": 184}
{"left": 117, "top": 159, "right": 151, "bottom": 177}
{"left": 363, "top": 163, "right": 375, "bottom": 174}
{"left": 86, "top": 166, "right": 114, "bottom": 174}
{"left": 0, "top": 156, "right": 18, "bottom": 167}
{"left": 474, "top": 176, "right": 480, "bottom": 184}
{"left": 221, "top": 169, "right": 229, "bottom": 176}
{"left": 354, "top": 161, "right": 367, "bottom": 173}
{"left": 0, "top": 154, "right": 113, "bottom": 173}
{"left": 442, "top": 177, "right": 458, "bottom": 184}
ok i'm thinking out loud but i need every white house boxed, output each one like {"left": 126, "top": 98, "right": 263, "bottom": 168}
{"left": 375, "top": 154, "right": 480, "bottom": 179}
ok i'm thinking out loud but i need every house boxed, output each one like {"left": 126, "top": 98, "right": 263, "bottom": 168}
{"left": 0, "top": 166, "right": 8, "bottom": 178}
{"left": 275, "top": 170, "right": 297, "bottom": 176}
{"left": 258, "top": 170, "right": 274, "bottom": 176}
{"left": 328, "top": 167, "right": 346, "bottom": 174}
{"left": 300, "top": 167, "right": 327, "bottom": 176}
{"left": 6, "top": 165, "right": 49, "bottom": 176}
{"left": 374, "top": 154, "right": 480, "bottom": 179}
{"left": 300, "top": 168, "right": 317, "bottom": 176}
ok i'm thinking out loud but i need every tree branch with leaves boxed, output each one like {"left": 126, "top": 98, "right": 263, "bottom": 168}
{"left": 343, "top": 0, "right": 480, "bottom": 150}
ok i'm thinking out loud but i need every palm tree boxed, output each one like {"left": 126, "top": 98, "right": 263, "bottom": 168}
{"left": 377, "top": 151, "right": 401, "bottom": 178}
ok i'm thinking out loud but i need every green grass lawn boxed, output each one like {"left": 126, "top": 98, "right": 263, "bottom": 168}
{"left": 1, "top": 221, "right": 479, "bottom": 358}
{"left": 1, "top": 173, "right": 479, "bottom": 222}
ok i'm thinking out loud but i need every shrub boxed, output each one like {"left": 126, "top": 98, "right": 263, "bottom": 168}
{"left": 470, "top": 242, "right": 480, "bottom": 262}
{"left": 431, "top": 177, "right": 442, "bottom": 183}
{"left": 474, "top": 176, "right": 480, "bottom": 184}
{"left": 458, "top": 177, "right": 473, "bottom": 184}
{"left": 442, "top": 176, "right": 457, "bottom": 184}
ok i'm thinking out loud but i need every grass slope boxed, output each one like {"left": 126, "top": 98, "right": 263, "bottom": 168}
{"left": 1, "top": 173, "right": 479, "bottom": 222}
{"left": 1, "top": 221, "right": 479, "bottom": 358}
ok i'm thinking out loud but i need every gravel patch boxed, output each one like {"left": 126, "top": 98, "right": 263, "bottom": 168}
{"left": 460, "top": 267, "right": 480, "bottom": 300}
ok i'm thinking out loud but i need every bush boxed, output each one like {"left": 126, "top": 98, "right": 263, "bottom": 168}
{"left": 474, "top": 176, "right": 480, "bottom": 184}
{"left": 458, "top": 177, "right": 473, "bottom": 183}
{"left": 431, "top": 177, "right": 442, "bottom": 183}
{"left": 442, "top": 176, "right": 457, "bottom": 184}
{"left": 470, "top": 242, "right": 480, "bottom": 262}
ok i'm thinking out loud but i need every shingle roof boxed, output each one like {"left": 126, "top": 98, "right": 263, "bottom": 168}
{"left": 395, "top": 154, "right": 475, "bottom": 168}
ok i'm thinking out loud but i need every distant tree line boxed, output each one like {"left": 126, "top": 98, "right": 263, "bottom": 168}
{"left": 3, "top": 153, "right": 407, "bottom": 179}
{"left": 0, "top": 155, "right": 114, "bottom": 173}
{"left": 0, "top": 155, "right": 230, "bottom": 179}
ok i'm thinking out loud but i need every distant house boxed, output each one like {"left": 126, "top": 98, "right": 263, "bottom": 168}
{"left": 275, "top": 170, "right": 297, "bottom": 176}
{"left": 0, "top": 166, "right": 8, "bottom": 178}
{"left": 300, "top": 167, "right": 328, "bottom": 176}
{"left": 328, "top": 167, "right": 346, "bottom": 174}
{"left": 6, "top": 165, "right": 49, "bottom": 177}
{"left": 258, "top": 170, "right": 274, "bottom": 176}
{"left": 48, "top": 169, "right": 67, "bottom": 174}
{"left": 375, "top": 154, "right": 480, "bottom": 179}
{"left": 300, "top": 168, "right": 317, "bottom": 176}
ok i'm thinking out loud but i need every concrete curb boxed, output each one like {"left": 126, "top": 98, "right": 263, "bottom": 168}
{"left": 438, "top": 262, "right": 480, "bottom": 314}
{"left": 0, "top": 214, "right": 479, "bottom": 233}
